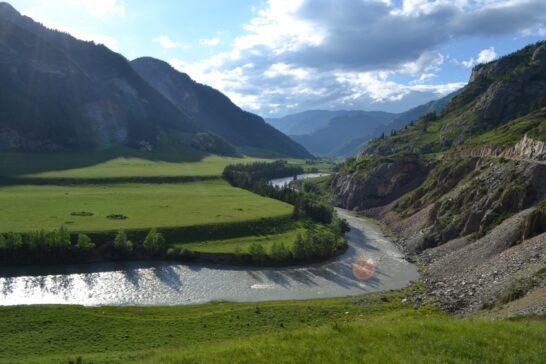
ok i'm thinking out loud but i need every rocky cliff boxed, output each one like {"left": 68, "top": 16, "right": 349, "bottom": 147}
{"left": 332, "top": 41, "right": 546, "bottom": 316}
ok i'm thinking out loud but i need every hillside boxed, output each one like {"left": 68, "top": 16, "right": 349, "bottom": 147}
{"left": 332, "top": 41, "right": 546, "bottom": 315}
{"left": 267, "top": 92, "right": 459, "bottom": 157}
{"left": 131, "top": 57, "right": 312, "bottom": 159}
{"left": 0, "top": 2, "right": 311, "bottom": 159}
{"left": 290, "top": 111, "right": 396, "bottom": 156}
{"left": 266, "top": 110, "right": 354, "bottom": 136}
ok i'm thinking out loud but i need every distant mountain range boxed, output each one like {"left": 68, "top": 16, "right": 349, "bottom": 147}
{"left": 0, "top": 2, "right": 312, "bottom": 159}
{"left": 266, "top": 91, "right": 459, "bottom": 157}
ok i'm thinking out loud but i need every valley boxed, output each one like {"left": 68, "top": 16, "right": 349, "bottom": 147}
{"left": 0, "top": 1, "right": 545, "bottom": 363}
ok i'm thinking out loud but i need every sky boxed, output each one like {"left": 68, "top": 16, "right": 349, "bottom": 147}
{"left": 7, "top": 0, "right": 546, "bottom": 117}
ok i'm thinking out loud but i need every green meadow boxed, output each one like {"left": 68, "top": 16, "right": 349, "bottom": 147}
{"left": 0, "top": 180, "right": 293, "bottom": 234}
{"left": 0, "top": 151, "right": 336, "bottom": 257}
{"left": 0, "top": 288, "right": 544, "bottom": 364}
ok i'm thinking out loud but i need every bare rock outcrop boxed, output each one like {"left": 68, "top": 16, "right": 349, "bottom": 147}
{"left": 331, "top": 158, "right": 429, "bottom": 211}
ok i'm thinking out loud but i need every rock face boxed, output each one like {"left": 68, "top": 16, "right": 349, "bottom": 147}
{"left": 331, "top": 157, "right": 429, "bottom": 210}
{"left": 469, "top": 44, "right": 546, "bottom": 124}
{"left": 332, "top": 42, "right": 546, "bottom": 316}
{"left": 447, "top": 135, "right": 546, "bottom": 162}
{"left": 508, "top": 134, "right": 546, "bottom": 161}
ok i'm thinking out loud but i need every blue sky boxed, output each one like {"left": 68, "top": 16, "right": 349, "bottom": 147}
{"left": 8, "top": 0, "right": 546, "bottom": 117}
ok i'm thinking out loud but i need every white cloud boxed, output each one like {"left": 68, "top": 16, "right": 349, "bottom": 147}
{"left": 477, "top": 47, "right": 497, "bottom": 63}
{"left": 461, "top": 46, "right": 497, "bottom": 68}
{"left": 169, "top": 0, "right": 546, "bottom": 115}
{"left": 153, "top": 36, "right": 188, "bottom": 49}
{"left": 199, "top": 38, "right": 221, "bottom": 46}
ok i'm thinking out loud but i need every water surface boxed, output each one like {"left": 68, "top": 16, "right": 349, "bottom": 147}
{"left": 0, "top": 209, "right": 418, "bottom": 306}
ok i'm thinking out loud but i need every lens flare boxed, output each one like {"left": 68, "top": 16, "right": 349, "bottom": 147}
{"left": 352, "top": 256, "right": 375, "bottom": 281}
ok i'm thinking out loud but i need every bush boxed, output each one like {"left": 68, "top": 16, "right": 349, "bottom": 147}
{"left": 497, "top": 278, "right": 535, "bottom": 305}
{"left": 76, "top": 234, "right": 95, "bottom": 252}
{"left": 270, "top": 242, "right": 291, "bottom": 261}
{"left": 45, "top": 226, "right": 72, "bottom": 253}
{"left": 114, "top": 230, "right": 133, "bottom": 254}
{"left": 249, "top": 242, "right": 266, "bottom": 263}
{"left": 5, "top": 232, "right": 23, "bottom": 251}
{"left": 143, "top": 229, "right": 167, "bottom": 256}
{"left": 292, "top": 229, "right": 343, "bottom": 260}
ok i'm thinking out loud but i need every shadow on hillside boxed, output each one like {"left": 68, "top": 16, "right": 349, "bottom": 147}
{"left": 0, "top": 146, "right": 212, "bottom": 179}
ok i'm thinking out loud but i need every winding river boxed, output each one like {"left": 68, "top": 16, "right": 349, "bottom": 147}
{"left": 0, "top": 208, "right": 418, "bottom": 306}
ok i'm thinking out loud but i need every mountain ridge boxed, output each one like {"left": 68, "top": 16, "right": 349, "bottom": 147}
{"left": 131, "top": 57, "right": 312, "bottom": 158}
{"left": 0, "top": 2, "right": 311, "bottom": 158}
{"left": 331, "top": 41, "right": 546, "bottom": 315}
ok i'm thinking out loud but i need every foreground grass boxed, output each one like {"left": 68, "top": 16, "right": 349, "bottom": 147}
{"left": 0, "top": 288, "right": 544, "bottom": 363}
{"left": 0, "top": 180, "right": 292, "bottom": 233}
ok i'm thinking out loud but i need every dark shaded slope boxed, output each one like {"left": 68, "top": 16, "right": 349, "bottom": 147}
{"left": 131, "top": 57, "right": 313, "bottom": 158}
{"left": 0, "top": 2, "right": 213, "bottom": 152}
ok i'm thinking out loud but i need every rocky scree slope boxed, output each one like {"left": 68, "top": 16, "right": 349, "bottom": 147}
{"left": 331, "top": 42, "right": 546, "bottom": 316}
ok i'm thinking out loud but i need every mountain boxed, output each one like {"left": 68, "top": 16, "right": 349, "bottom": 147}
{"left": 0, "top": 2, "right": 311, "bottom": 158}
{"left": 266, "top": 110, "right": 351, "bottom": 136}
{"left": 131, "top": 57, "right": 312, "bottom": 158}
{"left": 331, "top": 41, "right": 546, "bottom": 315}
{"left": 269, "top": 92, "right": 459, "bottom": 157}
{"left": 290, "top": 111, "right": 397, "bottom": 156}
{"left": 0, "top": 2, "right": 208, "bottom": 152}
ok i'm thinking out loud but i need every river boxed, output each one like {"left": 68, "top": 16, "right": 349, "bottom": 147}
{"left": 0, "top": 208, "right": 418, "bottom": 306}
{"left": 269, "top": 173, "right": 330, "bottom": 188}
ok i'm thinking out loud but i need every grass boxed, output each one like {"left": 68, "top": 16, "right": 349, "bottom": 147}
{"left": 176, "top": 222, "right": 334, "bottom": 255}
{"left": 177, "top": 224, "right": 305, "bottom": 254}
{"left": 463, "top": 107, "right": 546, "bottom": 148}
{"left": 0, "top": 149, "right": 332, "bottom": 181}
{"left": 0, "top": 288, "right": 544, "bottom": 363}
{"left": 0, "top": 180, "right": 293, "bottom": 234}
{"left": 0, "top": 153, "right": 265, "bottom": 180}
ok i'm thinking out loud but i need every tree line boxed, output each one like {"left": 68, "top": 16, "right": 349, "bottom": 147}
{"left": 0, "top": 227, "right": 167, "bottom": 265}
{"left": 223, "top": 160, "right": 350, "bottom": 261}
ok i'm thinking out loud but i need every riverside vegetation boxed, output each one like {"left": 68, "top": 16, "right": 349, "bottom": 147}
{"left": 0, "top": 154, "right": 344, "bottom": 266}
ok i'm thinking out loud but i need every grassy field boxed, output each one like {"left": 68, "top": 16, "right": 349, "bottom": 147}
{"left": 178, "top": 223, "right": 305, "bottom": 254}
{"left": 0, "top": 288, "right": 544, "bottom": 363}
{"left": 0, "top": 149, "right": 332, "bottom": 181}
{"left": 0, "top": 180, "right": 293, "bottom": 233}
{"left": 0, "top": 153, "right": 264, "bottom": 180}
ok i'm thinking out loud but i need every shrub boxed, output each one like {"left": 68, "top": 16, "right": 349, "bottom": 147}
{"left": 249, "top": 242, "right": 266, "bottom": 263}
{"left": 107, "top": 214, "right": 128, "bottom": 220}
{"left": 497, "top": 278, "right": 535, "bottom": 305}
{"left": 293, "top": 233, "right": 312, "bottom": 259}
{"left": 270, "top": 242, "right": 291, "bottom": 261}
{"left": 5, "top": 232, "right": 23, "bottom": 251}
{"left": 143, "top": 229, "right": 167, "bottom": 256}
{"left": 114, "top": 230, "right": 133, "bottom": 254}
{"left": 76, "top": 234, "right": 95, "bottom": 252}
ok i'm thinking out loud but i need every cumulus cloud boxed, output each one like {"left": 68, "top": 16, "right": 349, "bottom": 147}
{"left": 153, "top": 36, "right": 188, "bottom": 49}
{"left": 461, "top": 47, "right": 498, "bottom": 68}
{"left": 170, "top": 0, "right": 546, "bottom": 115}
{"left": 477, "top": 47, "right": 497, "bottom": 63}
